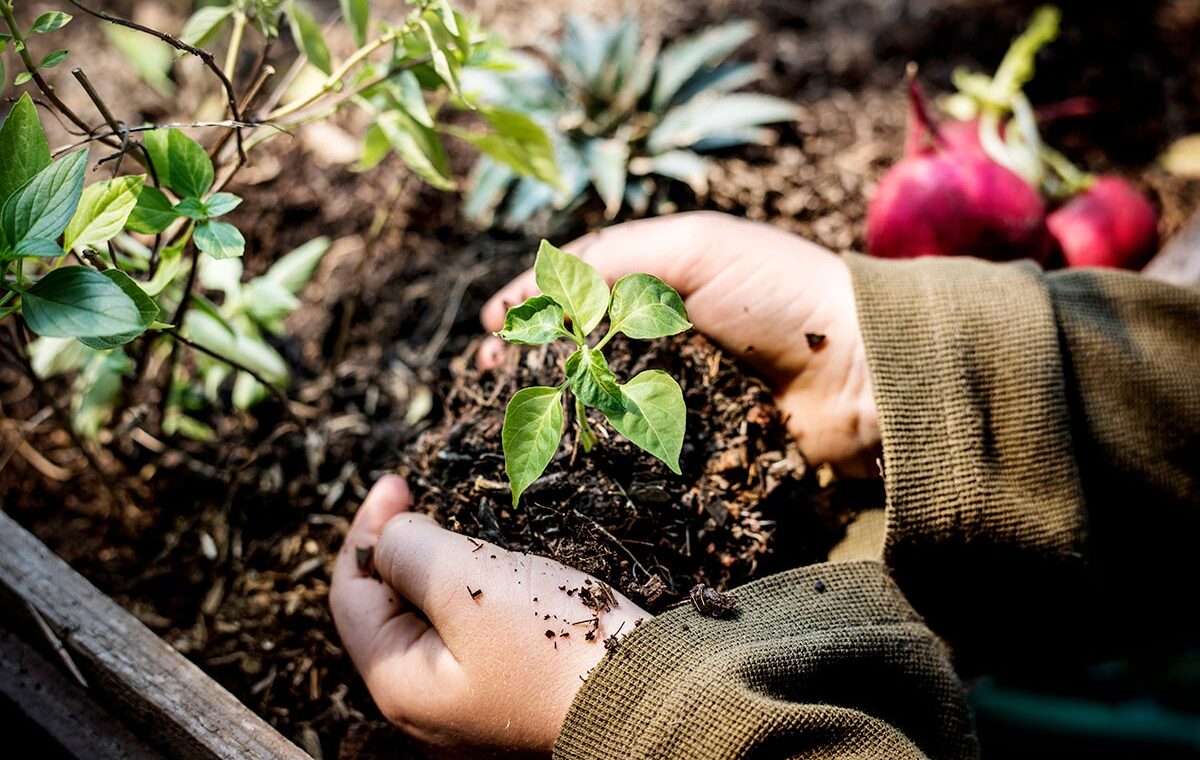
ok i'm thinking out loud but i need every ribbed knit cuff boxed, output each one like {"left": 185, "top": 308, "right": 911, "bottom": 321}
{"left": 844, "top": 253, "right": 1090, "bottom": 666}
{"left": 556, "top": 561, "right": 976, "bottom": 760}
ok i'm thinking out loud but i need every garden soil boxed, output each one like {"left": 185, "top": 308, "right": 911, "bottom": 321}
{"left": 2, "top": 0, "right": 1198, "bottom": 757}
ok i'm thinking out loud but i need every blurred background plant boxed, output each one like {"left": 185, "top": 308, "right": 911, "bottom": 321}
{"left": 0, "top": 0, "right": 557, "bottom": 442}
{"left": 461, "top": 14, "right": 799, "bottom": 230}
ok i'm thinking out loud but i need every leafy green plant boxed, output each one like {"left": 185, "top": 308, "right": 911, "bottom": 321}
{"left": 463, "top": 15, "right": 799, "bottom": 228}
{"left": 0, "top": 0, "right": 557, "bottom": 441}
{"left": 498, "top": 241, "right": 692, "bottom": 505}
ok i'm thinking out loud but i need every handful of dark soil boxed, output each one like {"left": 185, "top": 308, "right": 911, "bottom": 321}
{"left": 402, "top": 332, "right": 850, "bottom": 612}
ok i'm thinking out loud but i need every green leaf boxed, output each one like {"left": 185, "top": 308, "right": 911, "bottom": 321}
{"left": 533, "top": 240, "right": 609, "bottom": 337}
{"left": 63, "top": 175, "right": 145, "bottom": 253}
{"left": 355, "top": 123, "right": 390, "bottom": 172}
{"left": 73, "top": 350, "right": 132, "bottom": 439}
{"left": 194, "top": 220, "right": 245, "bottom": 259}
{"left": 184, "top": 309, "right": 289, "bottom": 383}
{"left": 77, "top": 269, "right": 159, "bottom": 349}
{"left": 39, "top": 49, "right": 69, "bottom": 69}
{"left": 174, "top": 197, "right": 210, "bottom": 220}
{"left": 565, "top": 348, "right": 624, "bottom": 414}
{"left": 31, "top": 12, "right": 72, "bottom": 34}
{"left": 142, "top": 129, "right": 214, "bottom": 199}
{"left": 339, "top": 0, "right": 369, "bottom": 46}
{"left": 264, "top": 235, "right": 330, "bottom": 293}
{"left": 0, "top": 93, "right": 52, "bottom": 210}
{"left": 608, "top": 273, "right": 692, "bottom": 340}
{"left": 242, "top": 277, "right": 300, "bottom": 332}
{"left": 651, "top": 20, "right": 755, "bottom": 111}
{"left": 21, "top": 266, "right": 146, "bottom": 339}
{"left": 28, "top": 336, "right": 89, "bottom": 378}
{"left": 648, "top": 93, "right": 798, "bottom": 153}
{"left": 497, "top": 295, "right": 569, "bottom": 345}
{"left": 418, "top": 16, "right": 462, "bottom": 98}
{"left": 454, "top": 107, "right": 561, "bottom": 189}
{"left": 376, "top": 110, "right": 456, "bottom": 191}
{"left": 14, "top": 72, "right": 33, "bottom": 86}
{"left": 180, "top": 6, "right": 233, "bottom": 46}
{"left": 0, "top": 149, "right": 87, "bottom": 248}
{"left": 602, "top": 370, "right": 685, "bottom": 474}
{"left": 586, "top": 138, "right": 628, "bottom": 220}
{"left": 103, "top": 25, "right": 175, "bottom": 96}
{"left": 502, "top": 385, "right": 564, "bottom": 506}
{"left": 203, "top": 192, "right": 242, "bottom": 218}
{"left": 289, "top": 2, "right": 333, "bottom": 75}
{"left": 635, "top": 150, "right": 710, "bottom": 196}
{"left": 12, "top": 237, "right": 63, "bottom": 258}
{"left": 392, "top": 69, "right": 434, "bottom": 128}
{"left": 126, "top": 185, "right": 179, "bottom": 234}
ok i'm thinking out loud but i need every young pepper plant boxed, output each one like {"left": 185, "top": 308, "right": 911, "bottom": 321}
{"left": 498, "top": 241, "right": 692, "bottom": 506}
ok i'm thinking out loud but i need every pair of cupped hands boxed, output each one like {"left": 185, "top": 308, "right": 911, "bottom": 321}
{"left": 329, "top": 212, "right": 881, "bottom": 757}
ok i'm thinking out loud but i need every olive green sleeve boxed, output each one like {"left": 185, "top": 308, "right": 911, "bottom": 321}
{"left": 555, "top": 561, "right": 978, "bottom": 760}
{"left": 845, "top": 254, "right": 1200, "bottom": 670}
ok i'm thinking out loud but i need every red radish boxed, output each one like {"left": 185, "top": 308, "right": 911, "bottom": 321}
{"left": 868, "top": 73, "right": 1052, "bottom": 262}
{"left": 1047, "top": 176, "right": 1158, "bottom": 269}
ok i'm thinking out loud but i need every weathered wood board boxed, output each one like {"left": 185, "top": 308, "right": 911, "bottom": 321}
{"left": 0, "top": 511, "right": 310, "bottom": 760}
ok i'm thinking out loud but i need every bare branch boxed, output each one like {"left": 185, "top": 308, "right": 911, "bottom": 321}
{"left": 64, "top": 0, "right": 248, "bottom": 162}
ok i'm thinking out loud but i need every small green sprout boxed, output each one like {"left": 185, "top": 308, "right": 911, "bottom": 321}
{"left": 498, "top": 240, "right": 692, "bottom": 506}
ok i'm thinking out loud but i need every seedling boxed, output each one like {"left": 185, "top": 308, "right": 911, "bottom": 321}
{"left": 498, "top": 241, "right": 691, "bottom": 506}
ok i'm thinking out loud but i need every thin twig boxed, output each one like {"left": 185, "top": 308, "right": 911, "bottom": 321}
{"left": 165, "top": 330, "right": 307, "bottom": 433}
{"left": 70, "top": 67, "right": 160, "bottom": 186}
{"left": 64, "top": 0, "right": 248, "bottom": 162}
{"left": 51, "top": 120, "right": 266, "bottom": 157}
{"left": 0, "top": 1, "right": 114, "bottom": 144}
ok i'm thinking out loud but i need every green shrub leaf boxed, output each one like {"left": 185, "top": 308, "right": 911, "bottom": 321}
{"left": 586, "top": 138, "right": 628, "bottom": 220}
{"left": 77, "top": 269, "right": 160, "bottom": 349}
{"left": 174, "top": 197, "right": 210, "bottom": 220}
{"left": 12, "top": 238, "right": 63, "bottom": 258}
{"left": 498, "top": 295, "right": 570, "bottom": 345}
{"left": 289, "top": 2, "right": 333, "bottom": 75}
{"left": 376, "top": 110, "right": 455, "bottom": 191}
{"left": 533, "top": 240, "right": 609, "bottom": 336}
{"left": 502, "top": 385, "right": 564, "bottom": 506}
{"left": 608, "top": 273, "right": 692, "bottom": 340}
{"left": 21, "top": 266, "right": 146, "bottom": 339}
{"left": 0, "top": 94, "right": 52, "bottom": 208}
{"left": 63, "top": 175, "right": 145, "bottom": 253}
{"left": 339, "top": 0, "right": 369, "bottom": 46}
{"left": 143, "top": 129, "right": 214, "bottom": 199}
{"left": 39, "top": 49, "right": 69, "bottom": 69}
{"left": 31, "top": 12, "right": 73, "bottom": 34}
{"left": 651, "top": 20, "right": 754, "bottom": 111}
{"left": 602, "top": 369, "right": 685, "bottom": 474}
{"left": 453, "top": 107, "right": 561, "bottom": 190}
{"left": 1, "top": 149, "right": 87, "bottom": 248}
{"left": 565, "top": 348, "right": 624, "bottom": 414}
{"left": 263, "top": 235, "right": 330, "bottom": 294}
{"left": 204, "top": 192, "right": 242, "bottom": 218}
{"left": 194, "top": 220, "right": 245, "bottom": 259}
{"left": 180, "top": 6, "right": 233, "bottom": 46}
{"left": 125, "top": 185, "right": 179, "bottom": 234}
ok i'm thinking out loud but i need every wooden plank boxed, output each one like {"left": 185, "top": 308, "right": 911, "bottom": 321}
{"left": 1144, "top": 209, "right": 1200, "bottom": 287}
{"left": 0, "top": 625, "right": 166, "bottom": 760}
{"left": 0, "top": 511, "right": 310, "bottom": 760}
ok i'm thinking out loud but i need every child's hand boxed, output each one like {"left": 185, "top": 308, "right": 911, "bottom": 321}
{"left": 479, "top": 212, "right": 880, "bottom": 477}
{"left": 329, "top": 475, "right": 647, "bottom": 757}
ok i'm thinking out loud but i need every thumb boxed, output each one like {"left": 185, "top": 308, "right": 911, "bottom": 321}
{"left": 479, "top": 212, "right": 726, "bottom": 334}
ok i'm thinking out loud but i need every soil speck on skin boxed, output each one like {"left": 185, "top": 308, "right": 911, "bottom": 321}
{"left": 806, "top": 333, "right": 828, "bottom": 349}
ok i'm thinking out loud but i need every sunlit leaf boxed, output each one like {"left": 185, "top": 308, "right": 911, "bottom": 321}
{"left": 63, "top": 175, "right": 145, "bottom": 253}
{"left": 497, "top": 295, "right": 568, "bottom": 345}
{"left": 565, "top": 347, "right": 624, "bottom": 414}
{"left": 608, "top": 273, "right": 692, "bottom": 340}
{"left": 533, "top": 239, "right": 609, "bottom": 336}
{"left": 502, "top": 385, "right": 564, "bottom": 506}
{"left": 602, "top": 370, "right": 685, "bottom": 474}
